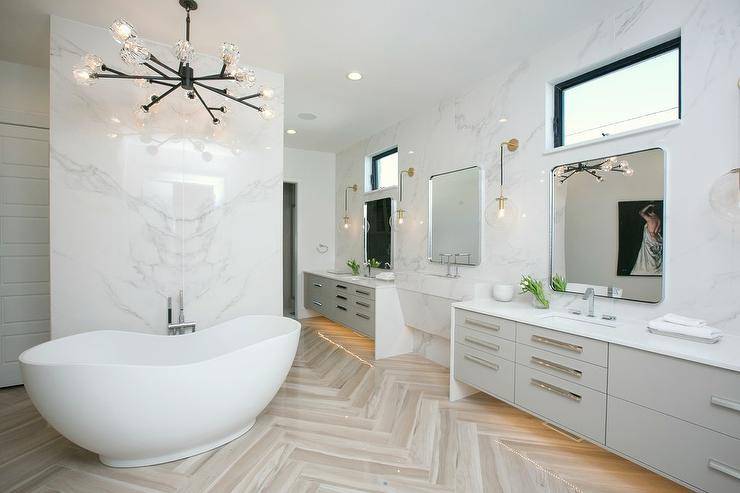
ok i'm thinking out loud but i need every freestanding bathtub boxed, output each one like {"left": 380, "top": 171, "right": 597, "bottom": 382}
{"left": 19, "top": 315, "right": 300, "bottom": 467}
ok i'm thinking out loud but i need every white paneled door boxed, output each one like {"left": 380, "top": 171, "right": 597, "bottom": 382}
{"left": 0, "top": 123, "right": 49, "bottom": 387}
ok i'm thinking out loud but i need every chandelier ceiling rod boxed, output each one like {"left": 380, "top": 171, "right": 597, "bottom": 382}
{"left": 73, "top": 0, "right": 276, "bottom": 124}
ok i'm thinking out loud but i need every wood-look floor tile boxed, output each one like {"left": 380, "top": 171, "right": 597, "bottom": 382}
{"left": 0, "top": 317, "right": 688, "bottom": 492}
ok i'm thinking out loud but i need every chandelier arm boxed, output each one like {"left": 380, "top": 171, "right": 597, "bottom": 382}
{"left": 193, "top": 82, "right": 262, "bottom": 111}
{"left": 143, "top": 62, "right": 171, "bottom": 79}
{"left": 95, "top": 73, "right": 179, "bottom": 81}
{"left": 238, "top": 93, "right": 261, "bottom": 101}
{"left": 219, "top": 63, "right": 227, "bottom": 77}
{"left": 143, "top": 84, "right": 179, "bottom": 111}
{"left": 191, "top": 87, "right": 219, "bottom": 122}
{"left": 149, "top": 80, "right": 179, "bottom": 88}
{"left": 192, "top": 73, "right": 235, "bottom": 81}
{"left": 148, "top": 55, "right": 181, "bottom": 76}
{"left": 585, "top": 169, "right": 602, "bottom": 181}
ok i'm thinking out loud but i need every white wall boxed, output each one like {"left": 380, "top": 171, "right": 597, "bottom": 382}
{"left": 284, "top": 147, "right": 336, "bottom": 319}
{"left": 335, "top": 0, "right": 740, "bottom": 343}
{"left": 50, "top": 17, "right": 284, "bottom": 337}
{"left": 0, "top": 60, "right": 49, "bottom": 128}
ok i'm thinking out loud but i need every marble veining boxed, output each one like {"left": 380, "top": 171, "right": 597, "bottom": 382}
{"left": 50, "top": 17, "right": 284, "bottom": 337}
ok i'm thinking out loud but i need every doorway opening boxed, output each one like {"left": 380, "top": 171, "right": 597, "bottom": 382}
{"left": 283, "top": 182, "right": 297, "bottom": 318}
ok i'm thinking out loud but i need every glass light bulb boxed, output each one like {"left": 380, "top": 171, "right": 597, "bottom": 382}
{"left": 342, "top": 215, "right": 351, "bottom": 229}
{"left": 618, "top": 160, "right": 629, "bottom": 169}
{"left": 173, "top": 40, "right": 195, "bottom": 63}
{"left": 83, "top": 54, "right": 103, "bottom": 72}
{"left": 221, "top": 42, "right": 240, "bottom": 65}
{"left": 72, "top": 66, "right": 96, "bottom": 86}
{"left": 260, "top": 87, "right": 275, "bottom": 99}
{"left": 110, "top": 19, "right": 136, "bottom": 44}
{"left": 120, "top": 39, "right": 150, "bottom": 64}
{"left": 601, "top": 161, "right": 613, "bottom": 171}
{"left": 624, "top": 168, "right": 635, "bottom": 176}
{"left": 553, "top": 166, "right": 564, "bottom": 177}
{"left": 259, "top": 106, "right": 275, "bottom": 120}
{"left": 485, "top": 195, "right": 519, "bottom": 230}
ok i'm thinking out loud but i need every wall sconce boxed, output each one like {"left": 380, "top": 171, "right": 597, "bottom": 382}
{"left": 485, "top": 138, "right": 519, "bottom": 228}
{"left": 340, "top": 184, "right": 358, "bottom": 230}
{"left": 710, "top": 168, "right": 740, "bottom": 222}
{"left": 391, "top": 167, "right": 415, "bottom": 230}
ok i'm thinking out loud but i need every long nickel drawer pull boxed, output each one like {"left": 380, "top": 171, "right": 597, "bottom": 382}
{"left": 313, "top": 282, "right": 323, "bottom": 287}
{"left": 465, "top": 317, "right": 500, "bottom": 331}
{"left": 464, "top": 336, "right": 499, "bottom": 351}
{"left": 531, "top": 356, "right": 582, "bottom": 377}
{"left": 355, "top": 313, "right": 370, "bottom": 320}
{"left": 530, "top": 378, "right": 582, "bottom": 402}
{"left": 336, "top": 294, "right": 347, "bottom": 300}
{"left": 336, "top": 284, "right": 348, "bottom": 289}
{"left": 356, "top": 289, "right": 371, "bottom": 296}
{"left": 708, "top": 459, "right": 740, "bottom": 480}
{"left": 356, "top": 301, "right": 370, "bottom": 308}
{"left": 336, "top": 305, "right": 347, "bottom": 311}
{"left": 464, "top": 354, "right": 499, "bottom": 371}
{"left": 531, "top": 335, "right": 583, "bottom": 354}
{"left": 710, "top": 395, "right": 740, "bottom": 413}
{"left": 312, "top": 301, "right": 323, "bottom": 307}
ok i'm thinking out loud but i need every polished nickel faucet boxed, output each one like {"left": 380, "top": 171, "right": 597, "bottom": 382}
{"left": 582, "top": 287, "right": 595, "bottom": 317}
{"left": 168, "top": 290, "right": 196, "bottom": 335}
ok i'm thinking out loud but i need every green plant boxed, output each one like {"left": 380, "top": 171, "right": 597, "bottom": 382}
{"left": 347, "top": 259, "right": 361, "bottom": 276}
{"left": 551, "top": 274, "right": 567, "bottom": 292}
{"left": 520, "top": 275, "right": 550, "bottom": 308}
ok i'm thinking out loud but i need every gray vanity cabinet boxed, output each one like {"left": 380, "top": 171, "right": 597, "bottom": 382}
{"left": 304, "top": 273, "right": 375, "bottom": 338}
{"left": 451, "top": 307, "right": 740, "bottom": 492}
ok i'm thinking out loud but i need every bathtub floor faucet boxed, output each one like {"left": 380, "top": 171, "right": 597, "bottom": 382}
{"left": 168, "top": 290, "right": 196, "bottom": 335}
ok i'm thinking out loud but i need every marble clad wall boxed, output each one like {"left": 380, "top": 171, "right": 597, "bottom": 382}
{"left": 50, "top": 17, "right": 284, "bottom": 337}
{"left": 335, "top": 0, "right": 740, "bottom": 346}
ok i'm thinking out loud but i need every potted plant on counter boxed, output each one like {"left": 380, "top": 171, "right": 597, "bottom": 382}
{"left": 520, "top": 275, "right": 550, "bottom": 309}
{"left": 347, "top": 259, "right": 361, "bottom": 278}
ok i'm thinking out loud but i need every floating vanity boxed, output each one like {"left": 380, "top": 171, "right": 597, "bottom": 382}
{"left": 450, "top": 299, "right": 740, "bottom": 493}
{"left": 303, "top": 270, "right": 413, "bottom": 359}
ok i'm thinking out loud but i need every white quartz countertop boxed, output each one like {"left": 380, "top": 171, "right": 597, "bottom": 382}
{"left": 453, "top": 298, "right": 740, "bottom": 373}
{"left": 304, "top": 270, "right": 396, "bottom": 289}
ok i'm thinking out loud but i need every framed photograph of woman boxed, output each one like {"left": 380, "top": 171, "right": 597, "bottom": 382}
{"left": 617, "top": 200, "right": 663, "bottom": 277}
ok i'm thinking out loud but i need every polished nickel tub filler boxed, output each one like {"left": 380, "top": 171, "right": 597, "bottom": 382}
{"left": 19, "top": 315, "right": 300, "bottom": 467}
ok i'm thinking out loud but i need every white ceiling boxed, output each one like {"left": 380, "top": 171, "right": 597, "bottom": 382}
{"left": 0, "top": 1, "right": 623, "bottom": 152}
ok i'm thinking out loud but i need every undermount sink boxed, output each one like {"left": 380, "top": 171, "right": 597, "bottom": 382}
{"left": 538, "top": 312, "right": 618, "bottom": 329}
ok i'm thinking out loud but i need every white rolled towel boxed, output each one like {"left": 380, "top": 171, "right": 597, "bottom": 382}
{"left": 661, "top": 313, "right": 707, "bottom": 327}
{"left": 647, "top": 320, "right": 722, "bottom": 340}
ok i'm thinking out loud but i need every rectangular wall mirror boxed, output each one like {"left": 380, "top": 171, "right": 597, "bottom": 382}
{"left": 550, "top": 148, "right": 665, "bottom": 303}
{"left": 428, "top": 166, "right": 482, "bottom": 265}
{"left": 364, "top": 197, "right": 393, "bottom": 269}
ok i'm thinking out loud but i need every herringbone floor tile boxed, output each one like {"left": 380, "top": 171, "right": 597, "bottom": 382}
{"left": 0, "top": 317, "right": 687, "bottom": 492}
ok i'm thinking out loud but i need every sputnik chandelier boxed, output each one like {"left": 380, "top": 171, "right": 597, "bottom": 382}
{"left": 72, "top": 0, "right": 275, "bottom": 125}
{"left": 553, "top": 156, "right": 634, "bottom": 184}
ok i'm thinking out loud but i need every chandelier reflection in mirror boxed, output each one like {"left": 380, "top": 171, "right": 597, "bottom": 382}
{"left": 72, "top": 0, "right": 275, "bottom": 125}
{"left": 554, "top": 156, "right": 634, "bottom": 184}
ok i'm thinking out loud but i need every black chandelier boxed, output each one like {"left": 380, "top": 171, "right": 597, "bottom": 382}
{"left": 72, "top": 0, "right": 275, "bottom": 125}
{"left": 553, "top": 156, "right": 634, "bottom": 184}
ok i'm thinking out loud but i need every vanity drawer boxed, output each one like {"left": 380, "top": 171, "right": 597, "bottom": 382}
{"left": 305, "top": 274, "right": 329, "bottom": 301}
{"left": 454, "top": 342, "right": 514, "bottom": 402}
{"left": 609, "top": 345, "right": 740, "bottom": 439}
{"left": 516, "top": 344, "right": 607, "bottom": 393}
{"left": 333, "top": 291, "right": 353, "bottom": 305}
{"left": 352, "top": 285, "right": 375, "bottom": 300}
{"left": 455, "top": 309, "right": 515, "bottom": 341}
{"left": 607, "top": 396, "right": 740, "bottom": 493}
{"left": 515, "top": 364, "right": 606, "bottom": 443}
{"left": 351, "top": 295, "right": 374, "bottom": 315}
{"left": 516, "top": 323, "right": 608, "bottom": 367}
{"left": 348, "top": 310, "right": 374, "bottom": 338}
{"left": 455, "top": 325, "right": 515, "bottom": 361}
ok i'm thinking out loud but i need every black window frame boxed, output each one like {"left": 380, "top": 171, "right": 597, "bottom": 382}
{"left": 370, "top": 147, "right": 398, "bottom": 191}
{"left": 553, "top": 37, "right": 681, "bottom": 148}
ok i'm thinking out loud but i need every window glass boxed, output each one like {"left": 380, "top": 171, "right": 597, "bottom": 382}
{"left": 371, "top": 149, "right": 398, "bottom": 190}
{"left": 556, "top": 40, "right": 680, "bottom": 147}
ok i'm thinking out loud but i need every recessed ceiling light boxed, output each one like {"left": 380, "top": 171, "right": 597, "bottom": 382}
{"left": 346, "top": 72, "right": 362, "bottom": 81}
{"left": 499, "top": 117, "right": 508, "bottom": 123}
{"left": 286, "top": 129, "right": 297, "bottom": 135}
{"left": 408, "top": 150, "right": 415, "bottom": 154}
{"left": 297, "top": 113, "right": 317, "bottom": 120}
{"left": 265, "top": 146, "right": 272, "bottom": 150}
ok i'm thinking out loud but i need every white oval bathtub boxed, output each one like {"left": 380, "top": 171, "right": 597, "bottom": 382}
{"left": 19, "top": 315, "right": 300, "bottom": 467}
